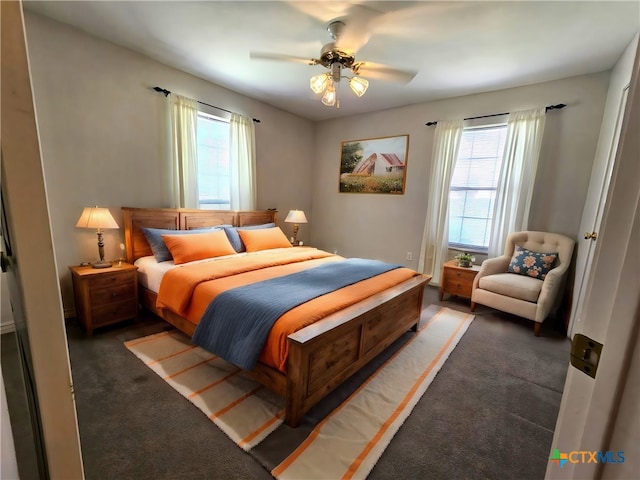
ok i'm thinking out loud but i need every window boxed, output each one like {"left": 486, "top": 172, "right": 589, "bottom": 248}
{"left": 196, "top": 112, "right": 231, "bottom": 210}
{"left": 448, "top": 125, "right": 507, "bottom": 250}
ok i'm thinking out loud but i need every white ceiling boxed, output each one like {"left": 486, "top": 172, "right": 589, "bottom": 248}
{"left": 23, "top": 1, "right": 640, "bottom": 121}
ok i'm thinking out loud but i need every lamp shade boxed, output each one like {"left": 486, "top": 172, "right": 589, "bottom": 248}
{"left": 284, "top": 210, "right": 308, "bottom": 224}
{"left": 76, "top": 207, "right": 119, "bottom": 230}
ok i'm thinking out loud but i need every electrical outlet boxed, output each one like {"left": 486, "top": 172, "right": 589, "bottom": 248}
{"left": 406, "top": 252, "right": 413, "bottom": 261}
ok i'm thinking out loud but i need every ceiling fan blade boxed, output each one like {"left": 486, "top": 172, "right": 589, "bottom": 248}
{"left": 250, "top": 51, "right": 319, "bottom": 66}
{"left": 352, "top": 61, "right": 417, "bottom": 83}
{"left": 285, "top": 1, "right": 354, "bottom": 23}
{"left": 334, "top": 4, "right": 383, "bottom": 54}
{"left": 367, "top": 3, "right": 444, "bottom": 37}
{"left": 334, "top": 22, "right": 371, "bottom": 55}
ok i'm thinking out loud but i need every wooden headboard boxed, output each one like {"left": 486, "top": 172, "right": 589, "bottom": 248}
{"left": 121, "top": 207, "right": 277, "bottom": 262}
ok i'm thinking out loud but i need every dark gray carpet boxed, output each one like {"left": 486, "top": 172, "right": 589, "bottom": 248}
{"left": 57, "top": 286, "right": 569, "bottom": 479}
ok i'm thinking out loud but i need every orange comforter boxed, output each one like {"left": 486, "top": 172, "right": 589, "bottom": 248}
{"left": 156, "top": 247, "right": 418, "bottom": 372}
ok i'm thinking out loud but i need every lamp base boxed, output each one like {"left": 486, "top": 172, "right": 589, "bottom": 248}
{"left": 91, "top": 261, "right": 112, "bottom": 269}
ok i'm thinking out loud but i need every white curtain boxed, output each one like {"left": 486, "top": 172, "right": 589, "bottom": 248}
{"left": 418, "top": 119, "right": 464, "bottom": 285}
{"left": 229, "top": 113, "right": 257, "bottom": 210}
{"left": 166, "top": 95, "right": 199, "bottom": 208}
{"left": 488, "top": 108, "right": 547, "bottom": 257}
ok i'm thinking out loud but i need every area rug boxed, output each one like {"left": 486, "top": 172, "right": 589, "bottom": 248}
{"left": 124, "top": 305, "right": 473, "bottom": 479}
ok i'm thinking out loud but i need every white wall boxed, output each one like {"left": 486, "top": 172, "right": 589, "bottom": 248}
{"left": 24, "top": 11, "right": 613, "bottom": 314}
{"left": 311, "top": 74, "right": 609, "bottom": 269}
{"left": 24, "top": 12, "right": 315, "bottom": 315}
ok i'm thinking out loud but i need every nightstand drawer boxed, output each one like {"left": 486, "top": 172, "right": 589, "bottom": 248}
{"left": 443, "top": 278, "right": 473, "bottom": 297}
{"left": 89, "top": 271, "right": 134, "bottom": 289}
{"left": 448, "top": 269, "right": 477, "bottom": 282}
{"left": 90, "top": 281, "right": 135, "bottom": 306}
{"left": 91, "top": 299, "right": 138, "bottom": 326}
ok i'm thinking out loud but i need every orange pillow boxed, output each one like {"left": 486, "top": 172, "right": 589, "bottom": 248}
{"left": 161, "top": 230, "right": 236, "bottom": 265}
{"left": 237, "top": 227, "right": 292, "bottom": 252}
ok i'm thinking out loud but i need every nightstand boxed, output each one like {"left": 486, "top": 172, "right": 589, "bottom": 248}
{"left": 439, "top": 259, "right": 481, "bottom": 301}
{"left": 69, "top": 262, "right": 138, "bottom": 335}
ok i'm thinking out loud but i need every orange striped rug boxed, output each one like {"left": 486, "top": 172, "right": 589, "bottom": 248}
{"left": 124, "top": 329, "right": 285, "bottom": 450}
{"left": 125, "top": 306, "right": 473, "bottom": 478}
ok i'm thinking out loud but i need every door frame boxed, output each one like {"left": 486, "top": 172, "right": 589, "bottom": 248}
{"left": 1, "top": 1, "right": 84, "bottom": 477}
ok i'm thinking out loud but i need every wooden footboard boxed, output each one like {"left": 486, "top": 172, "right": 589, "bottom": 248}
{"left": 140, "top": 274, "right": 430, "bottom": 427}
{"left": 284, "top": 274, "right": 428, "bottom": 426}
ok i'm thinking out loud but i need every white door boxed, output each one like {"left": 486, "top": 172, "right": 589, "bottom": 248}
{"left": 567, "top": 36, "right": 638, "bottom": 337}
{"left": 546, "top": 38, "right": 639, "bottom": 480}
{"left": 568, "top": 86, "right": 628, "bottom": 338}
{"left": 1, "top": 1, "right": 84, "bottom": 477}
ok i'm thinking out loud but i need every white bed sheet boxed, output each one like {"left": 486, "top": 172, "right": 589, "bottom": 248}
{"left": 134, "top": 251, "right": 253, "bottom": 293}
{"left": 134, "top": 256, "right": 176, "bottom": 293}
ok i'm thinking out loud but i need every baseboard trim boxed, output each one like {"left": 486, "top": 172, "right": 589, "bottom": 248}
{"left": 1, "top": 322, "right": 16, "bottom": 334}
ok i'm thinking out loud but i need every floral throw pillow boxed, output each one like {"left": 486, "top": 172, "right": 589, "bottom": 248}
{"left": 508, "top": 245, "right": 558, "bottom": 280}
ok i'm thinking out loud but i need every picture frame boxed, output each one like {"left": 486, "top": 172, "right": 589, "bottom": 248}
{"left": 339, "top": 134, "right": 409, "bottom": 194}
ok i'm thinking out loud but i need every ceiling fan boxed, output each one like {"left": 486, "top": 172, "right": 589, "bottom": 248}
{"left": 250, "top": 19, "right": 418, "bottom": 108}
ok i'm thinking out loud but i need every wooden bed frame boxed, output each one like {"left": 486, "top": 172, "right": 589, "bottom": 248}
{"left": 122, "top": 207, "right": 431, "bottom": 427}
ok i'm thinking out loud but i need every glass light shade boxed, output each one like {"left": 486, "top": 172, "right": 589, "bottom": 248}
{"left": 321, "top": 82, "right": 336, "bottom": 107}
{"left": 75, "top": 207, "right": 119, "bottom": 230}
{"left": 284, "top": 210, "right": 308, "bottom": 224}
{"left": 349, "top": 76, "right": 369, "bottom": 97}
{"left": 310, "top": 73, "right": 329, "bottom": 94}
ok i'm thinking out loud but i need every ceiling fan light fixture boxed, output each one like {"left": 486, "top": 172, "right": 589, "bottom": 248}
{"left": 310, "top": 73, "right": 329, "bottom": 94}
{"left": 251, "top": 18, "right": 419, "bottom": 110}
{"left": 349, "top": 76, "right": 369, "bottom": 97}
{"left": 321, "top": 81, "right": 337, "bottom": 107}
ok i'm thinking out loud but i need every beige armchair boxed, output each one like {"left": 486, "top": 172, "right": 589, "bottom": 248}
{"left": 471, "top": 231, "right": 575, "bottom": 336}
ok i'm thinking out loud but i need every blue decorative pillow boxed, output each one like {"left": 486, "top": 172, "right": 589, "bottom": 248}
{"left": 222, "top": 223, "right": 276, "bottom": 253}
{"left": 508, "top": 245, "right": 558, "bottom": 280}
{"left": 142, "top": 226, "right": 230, "bottom": 262}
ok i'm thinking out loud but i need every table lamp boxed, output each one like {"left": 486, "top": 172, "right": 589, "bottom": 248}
{"left": 285, "top": 209, "right": 308, "bottom": 245}
{"left": 76, "top": 206, "right": 119, "bottom": 268}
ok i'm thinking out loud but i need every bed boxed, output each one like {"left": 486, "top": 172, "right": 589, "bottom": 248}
{"left": 122, "top": 207, "right": 431, "bottom": 427}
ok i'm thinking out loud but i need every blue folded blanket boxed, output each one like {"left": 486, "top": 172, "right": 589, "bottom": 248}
{"left": 192, "top": 258, "right": 402, "bottom": 370}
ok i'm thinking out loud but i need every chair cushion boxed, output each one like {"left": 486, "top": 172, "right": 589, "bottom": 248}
{"left": 507, "top": 245, "right": 557, "bottom": 280}
{"left": 478, "top": 273, "right": 543, "bottom": 303}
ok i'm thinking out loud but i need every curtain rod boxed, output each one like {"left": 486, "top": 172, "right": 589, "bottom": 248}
{"left": 152, "top": 86, "right": 261, "bottom": 123}
{"left": 424, "top": 103, "right": 566, "bottom": 127}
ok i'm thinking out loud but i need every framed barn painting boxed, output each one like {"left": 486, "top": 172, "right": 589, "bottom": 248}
{"left": 339, "top": 134, "right": 409, "bottom": 194}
